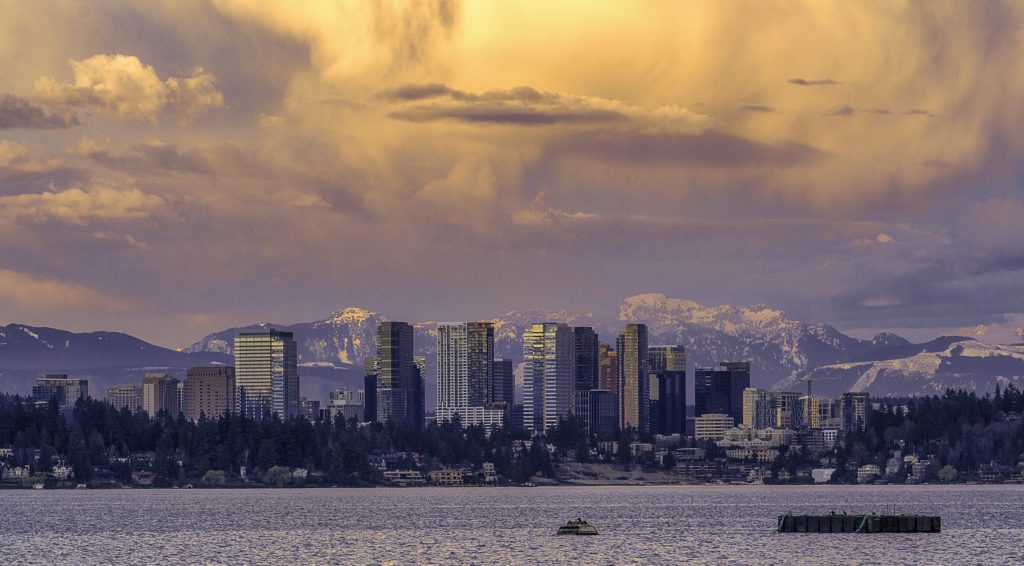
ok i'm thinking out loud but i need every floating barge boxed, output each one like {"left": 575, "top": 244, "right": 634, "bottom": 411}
{"left": 777, "top": 514, "right": 941, "bottom": 533}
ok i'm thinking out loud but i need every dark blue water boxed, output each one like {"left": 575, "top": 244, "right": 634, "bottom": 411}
{"left": 2, "top": 485, "right": 1021, "bottom": 564}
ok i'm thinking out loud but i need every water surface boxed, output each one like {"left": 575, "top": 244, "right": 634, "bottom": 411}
{"left": 2, "top": 485, "right": 1021, "bottom": 564}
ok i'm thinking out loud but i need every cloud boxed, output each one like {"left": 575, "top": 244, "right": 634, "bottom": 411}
{"left": 34, "top": 54, "right": 223, "bottom": 121}
{"left": 830, "top": 105, "right": 855, "bottom": 116}
{"left": 789, "top": 78, "right": 838, "bottom": 86}
{"left": 904, "top": 108, "right": 932, "bottom": 116}
{"left": 0, "top": 268, "right": 138, "bottom": 319}
{"left": 550, "top": 130, "right": 821, "bottom": 168}
{"left": 383, "top": 83, "right": 705, "bottom": 127}
{"left": 739, "top": 104, "right": 777, "bottom": 113}
{"left": 786, "top": 77, "right": 835, "bottom": 85}
{"left": 0, "top": 184, "right": 165, "bottom": 225}
{"left": 0, "top": 94, "right": 78, "bottom": 129}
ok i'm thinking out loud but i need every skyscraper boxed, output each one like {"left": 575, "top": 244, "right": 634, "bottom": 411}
{"left": 492, "top": 359, "right": 514, "bottom": 405}
{"left": 375, "top": 321, "right": 420, "bottom": 427}
{"left": 650, "top": 371, "right": 686, "bottom": 435}
{"left": 573, "top": 327, "right": 599, "bottom": 391}
{"left": 436, "top": 322, "right": 504, "bottom": 428}
{"left": 31, "top": 375, "right": 88, "bottom": 409}
{"left": 522, "top": 322, "right": 575, "bottom": 434}
{"left": 234, "top": 329, "right": 300, "bottom": 419}
{"left": 106, "top": 384, "right": 141, "bottom": 413}
{"left": 573, "top": 326, "right": 599, "bottom": 426}
{"left": 648, "top": 345, "right": 687, "bottom": 372}
{"left": 694, "top": 361, "right": 750, "bottom": 424}
{"left": 141, "top": 373, "right": 180, "bottom": 417}
{"left": 598, "top": 344, "right": 617, "bottom": 391}
{"left": 363, "top": 357, "right": 378, "bottom": 423}
{"left": 183, "top": 366, "right": 236, "bottom": 421}
{"left": 616, "top": 324, "right": 649, "bottom": 432}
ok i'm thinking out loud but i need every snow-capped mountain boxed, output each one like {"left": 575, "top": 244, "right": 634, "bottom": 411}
{"left": 6, "top": 294, "right": 1023, "bottom": 400}
{"left": 183, "top": 307, "right": 387, "bottom": 367}
{"left": 774, "top": 336, "right": 1024, "bottom": 397}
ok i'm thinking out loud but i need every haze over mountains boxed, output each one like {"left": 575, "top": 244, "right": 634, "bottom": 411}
{"left": 3, "top": 294, "right": 1023, "bottom": 401}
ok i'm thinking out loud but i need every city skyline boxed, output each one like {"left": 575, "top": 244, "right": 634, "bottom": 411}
{"left": 1, "top": 2, "right": 1023, "bottom": 348}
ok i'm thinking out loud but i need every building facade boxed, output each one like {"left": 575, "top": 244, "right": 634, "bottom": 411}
{"left": 841, "top": 392, "right": 871, "bottom": 432}
{"left": 375, "top": 322, "right": 420, "bottom": 427}
{"left": 492, "top": 359, "right": 515, "bottom": 406}
{"left": 650, "top": 370, "right": 686, "bottom": 435}
{"left": 141, "top": 373, "right": 180, "bottom": 417}
{"left": 616, "top": 324, "right": 649, "bottom": 432}
{"left": 522, "top": 322, "right": 575, "bottom": 434}
{"left": 648, "top": 345, "right": 687, "bottom": 372}
{"left": 234, "top": 329, "right": 299, "bottom": 419}
{"left": 436, "top": 322, "right": 505, "bottom": 428}
{"left": 742, "top": 388, "right": 774, "bottom": 430}
{"left": 182, "top": 366, "right": 235, "bottom": 421}
{"left": 694, "top": 361, "right": 750, "bottom": 424}
{"left": 31, "top": 375, "right": 88, "bottom": 409}
{"left": 694, "top": 413, "right": 736, "bottom": 440}
{"left": 106, "top": 384, "right": 142, "bottom": 414}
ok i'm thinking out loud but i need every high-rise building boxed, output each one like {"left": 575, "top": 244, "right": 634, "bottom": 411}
{"left": 742, "top": 388, "right": 774, "bottom": 430}
{"left": 492, "top": 359, "right": 515, "bottom": 405}
{"left": 616, "top": 324, "right": 649, "bottom": 432}
{"left": 770, "top": 391, "right": 802, "bottom": 428}
{"left": 587, "top": 389, "right": 617, "bottom": 439}
{"left": 141, "top": 374, "right": 180, "bottom": 417}
{"left": 31, "top": 375, "right": 88, "bottom": 409}
{"left": 598, "top": 344, "right": 617, "bottom": 391}
{"left": 375, "top": 322, "right": 420, "bottom": 427}
{"left": 234, "top": 329, "right": 299, "bottom": 419}
{"left": 413, "top": 355, "right": 426, "bottom": 426}
{"left": 106, "top": 384, "right": 142, "bottom": 414}
{"left": 436, "top": 322, "right": 505, "bottom": 428}
{"left": 363, "top": 357, "right": 378, "bottom": 424}
{"left": 650, "top": 371, "right": 686, "bottom": 435}
{"left": 182, "top": 366, "right": 235, "bottom": 422}
{"left": 648, "top": 345, "right": 687, "bottom": 372}
{"left": 841, "top": 392, "right": 871, "bottom": 432}
{"left": 800, "top": 395, "right": 837, "bottom": 429}
{"left": 522, "top": 322, "right": 575, "bottom": 434}
{"left": 694, "top": 361, "right": 750, "bottom": 424}
{"left": 573, "top": 327, "right": 599, "bottom": 426}
{"left": 573, "top": 327, "right": 599, "bottom": 391}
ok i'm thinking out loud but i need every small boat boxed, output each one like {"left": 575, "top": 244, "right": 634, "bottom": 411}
{"left": 557, "top": 518, "right": 599, "bottom": 535}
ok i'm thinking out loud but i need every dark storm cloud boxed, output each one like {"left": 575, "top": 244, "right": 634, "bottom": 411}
{"left": 0, "top": 94, "right": 78, "bottom": 129}
{"left": 739, "top": 104, "right": 777, "bottom": 113}
{"left": 549, "top": 130, "right": 822, "bottom": 167}
{"left": 789, "top": 78, "right": 838, "bottom": 86}
{"left": 84, "top": 142, "right": 214, "bottom": 176}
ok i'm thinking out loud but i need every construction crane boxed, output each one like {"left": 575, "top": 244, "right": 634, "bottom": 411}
{"left": 798, "top": 374, "right": 840, "bottom": 398}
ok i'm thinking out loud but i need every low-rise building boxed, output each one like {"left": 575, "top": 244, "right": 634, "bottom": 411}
{"left": 695, "top": 414, "right": 735, "bottom": 440}
{"left": 857, "top": 464, "right": 881, "bottom": 483}
{"left": 383, "top": 470, "right": 426, "bottom": 486}
{"left": 429, "top": 469, "right": 464, "bottom": 486}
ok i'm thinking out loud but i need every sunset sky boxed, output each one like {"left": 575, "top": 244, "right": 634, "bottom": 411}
{"left": 1, "top": 1, "right": 1022, "bottom": 347}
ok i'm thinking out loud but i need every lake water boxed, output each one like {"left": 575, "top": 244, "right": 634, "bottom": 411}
{"left": 2, "top": 485, "right": 1022, "bottom": 564}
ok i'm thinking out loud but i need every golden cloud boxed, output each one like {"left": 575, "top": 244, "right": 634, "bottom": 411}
{"left": 35, "top": 54, "right": 223, "bottom": 121}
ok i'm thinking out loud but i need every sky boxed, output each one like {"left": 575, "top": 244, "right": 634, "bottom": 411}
{"left": 0, "top": 0, "right": 1022, "bottom": 347}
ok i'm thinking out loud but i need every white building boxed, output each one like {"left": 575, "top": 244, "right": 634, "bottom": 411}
{"left": 694, "top": 413, "right": 735, "bottom": 440}
{"left": 522, "top": 323, "right": 575, "bottom": 434}
{"left": 435, "top": 322, "right": 506, "bottom": 428}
